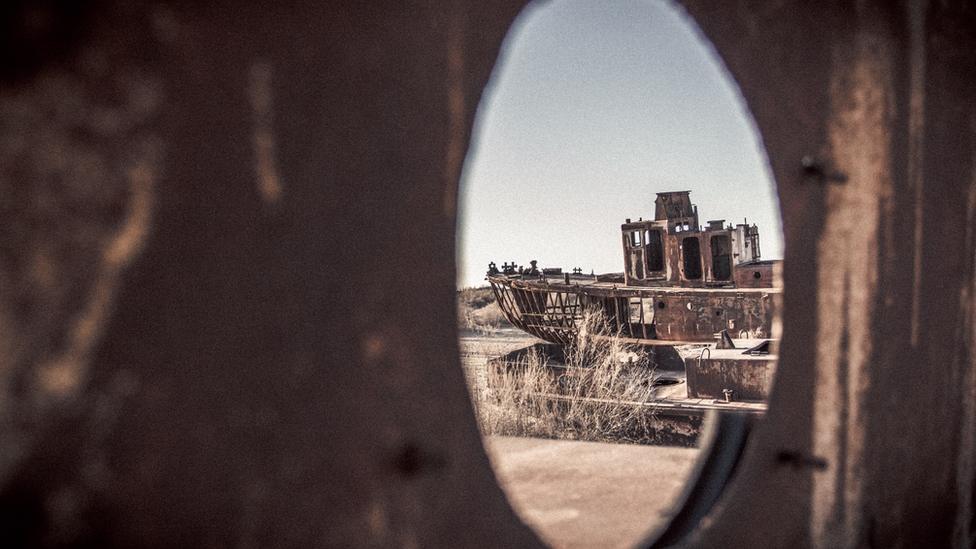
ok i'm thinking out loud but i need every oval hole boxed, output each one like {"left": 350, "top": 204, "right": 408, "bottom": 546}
{"left": 457, "top": 1, "right": 783, "bottom": 546}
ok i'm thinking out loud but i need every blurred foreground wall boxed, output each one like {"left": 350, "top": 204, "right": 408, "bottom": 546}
{"left": 0, "top": 2, "right": 973, "bottom": 547}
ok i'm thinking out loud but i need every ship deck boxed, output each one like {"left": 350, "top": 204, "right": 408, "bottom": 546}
{"left": 488, "top": 273, "right": 781, "bottom": 297}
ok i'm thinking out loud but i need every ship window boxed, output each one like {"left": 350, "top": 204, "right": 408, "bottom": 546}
{"left": 682, "top": 237, "right": 702, "bottom": 279}
{"left": 629, "top": 297, "right": 645, "bottom": 323}
{"left": 710, "top": 234, "right": 732, "bottom": 281}
{"left": 645, "top": 230, "right": 664, "bottom": 271}
{"left": 631, "top": 230, "right": 642, "bottom": 247}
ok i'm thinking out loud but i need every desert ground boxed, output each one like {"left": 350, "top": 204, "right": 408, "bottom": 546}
{"left": 459, "top": 306, "right": 702, "bottom": 548}
{"left": 485, "top": 436, "right": 700, "bottom": 548}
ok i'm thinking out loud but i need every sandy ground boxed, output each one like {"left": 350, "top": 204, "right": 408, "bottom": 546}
{"left": 484, "top": 436, "right": 701, "bottom": 549}
{"left": 462, "top": 330, "right": 702, "bottom": 548}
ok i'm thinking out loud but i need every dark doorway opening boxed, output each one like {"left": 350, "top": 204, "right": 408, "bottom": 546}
{"left": 710, "top": 234, "right": 732, "bottom": 281}
{"left": 682, "top": 237, "right": 702, "bottom": 280}
{"left": 646, "top": 229, "right": 665, "bottom": 272}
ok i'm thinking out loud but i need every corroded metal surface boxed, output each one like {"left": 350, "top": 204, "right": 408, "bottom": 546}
{"left": 0, "top": 1, "right": 973, "bottom": 548}
{"left": 676, "top": 1, "right": 976, "bottom": 547}
{"left": 620, "top": 191, "right": 771, "bottom": 287}
{"left": 732, "top": 261, "right": 776, "bottom": 288}
{"left": 684, "top": 351, "right": 778, "bottom": 402}
{"left": 0, "top": 2, "right": 539, "bottom": 547}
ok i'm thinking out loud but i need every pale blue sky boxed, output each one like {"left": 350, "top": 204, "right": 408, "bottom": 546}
{"left": 457, "top": 0, "right": 781, "bottom": 288}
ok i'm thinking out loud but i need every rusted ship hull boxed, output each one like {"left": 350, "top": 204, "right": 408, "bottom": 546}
{"left": 488, "top": 274, "right": 779, "bottom": 346}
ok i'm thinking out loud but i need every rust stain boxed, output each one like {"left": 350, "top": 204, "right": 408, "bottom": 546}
{"left": 811, "top": 31, "right": 894, "bottom": 548}
{"left": 908, "top": 0, "right": 928, "bottom": 347}
{"left": 248, "top": 60, "right": 283, "bottom": 204}
{"left": 443, "top": 4, "right": 465, "bottom": 219}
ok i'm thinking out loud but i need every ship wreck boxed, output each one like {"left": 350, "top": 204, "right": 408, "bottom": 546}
{"left": 486, "top": 191, "right": 782, "bottom": 441}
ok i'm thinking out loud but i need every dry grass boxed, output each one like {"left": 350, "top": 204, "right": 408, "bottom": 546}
{"left": 472, "top": 309, "right": 660, "bottom": 444}
{"left": 458, "top": 286, "right": 511, "bottom": 335}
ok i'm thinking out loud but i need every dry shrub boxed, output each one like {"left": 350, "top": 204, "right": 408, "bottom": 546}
{"left": 473, "top": 308, "right": 659, "bottom": 443}
{"left": 466, "top": 302, "right": 507, "bottom": 335}
{"left": 457, "top": 286, "right": 511, "bottom": 335}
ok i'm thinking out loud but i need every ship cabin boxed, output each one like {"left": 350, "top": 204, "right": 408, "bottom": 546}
{"left": 621, "top": 191, "right": 774, "bottom": 288}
